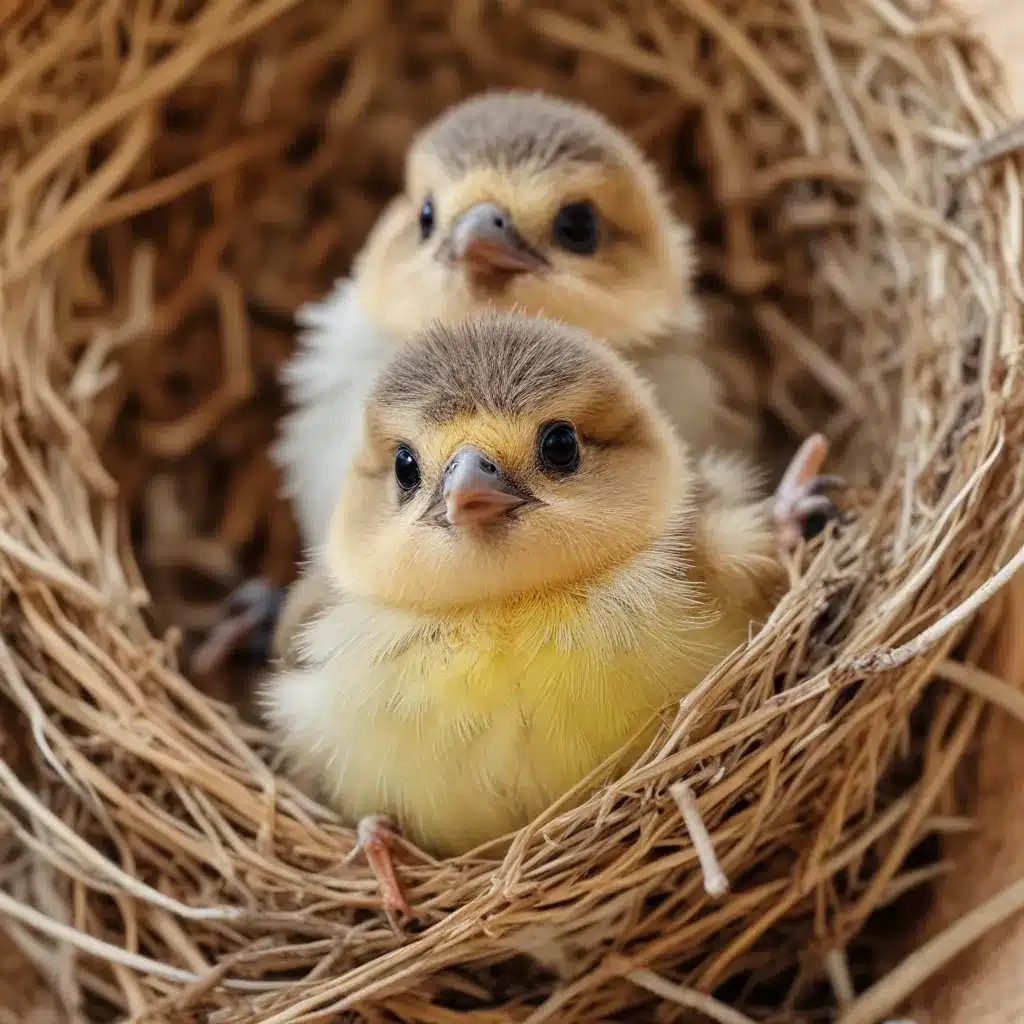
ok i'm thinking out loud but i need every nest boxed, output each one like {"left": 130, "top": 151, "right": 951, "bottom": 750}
{"left": 2, "top": 0, "right": 1024, "bottom": 1020}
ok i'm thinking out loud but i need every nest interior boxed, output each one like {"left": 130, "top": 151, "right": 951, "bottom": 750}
{"left": 1, "top": 0, "right": 1024, "bottom": 1021}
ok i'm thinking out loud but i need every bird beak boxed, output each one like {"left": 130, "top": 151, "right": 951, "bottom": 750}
{"left": 451, "top": 203, "right": 548, "bottom": 282}
{"left": 443, "top": 446, "right": 528, "bottom": 527}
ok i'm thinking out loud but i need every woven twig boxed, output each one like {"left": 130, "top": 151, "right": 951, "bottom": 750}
{"left": 0, "top": 0, "right": 1023, "bottom": 1021}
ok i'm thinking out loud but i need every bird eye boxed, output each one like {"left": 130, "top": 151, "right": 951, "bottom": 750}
{"left": 552, "top": 201, "right": 600, "bottom": 256}
{"left": 538, "top": 422, "right": 580, "bottom": 473}
{"left": 394, "top": 446, "right": 421, "bottom": 491}
{"left": 419, "top": 196, "right": 435, "bottom": 241}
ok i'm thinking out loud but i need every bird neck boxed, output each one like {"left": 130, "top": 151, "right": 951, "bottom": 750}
{"left": 364, "top": 494, "right": 701, "bottom": 629}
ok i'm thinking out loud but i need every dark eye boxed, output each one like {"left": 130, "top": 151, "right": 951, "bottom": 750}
{"left": 539, "top": 422, "right": 580, "bottom": 473}
{"left": 394, "top": 446, "right": 421, "bottom": 491}
{"left": 552, "top": 201, "right": 600, "bottom": 255}
{"left": 419, "top": 197, "right": 435, "bottom": 241}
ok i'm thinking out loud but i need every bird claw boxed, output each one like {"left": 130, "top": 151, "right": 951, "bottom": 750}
{"left": 190, "top": 578, "right": 284, "bottom": 677}
{"left": 346, "top": 814, "right": 412, "bottom": 920}
{"left": 774, "top": 433, "right": 846, "bottom": 555}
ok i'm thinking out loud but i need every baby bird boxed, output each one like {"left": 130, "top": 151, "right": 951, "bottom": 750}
{"left": 191, "top": 90, "right": 744, "bottom": 675}
{"left": 263, "top": 311, "right": 838, "bottom": 915}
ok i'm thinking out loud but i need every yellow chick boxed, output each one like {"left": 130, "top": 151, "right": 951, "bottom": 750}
{"left": 262, "top": 311, "right": 839, "bottom": 915}
{"left": 192, "top": 89, "right": 748, "bottom": 675}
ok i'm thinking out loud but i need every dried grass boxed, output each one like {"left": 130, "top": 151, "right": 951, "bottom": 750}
{"left": 1, "top": 0, "right": 1024, "bottom": 1020}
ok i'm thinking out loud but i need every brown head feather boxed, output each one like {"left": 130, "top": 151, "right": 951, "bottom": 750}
{"left": 410, "top": 91, "right": 633, "bottom": 177}
{"left": 371, "top": 312, "right": 622, "bottom": 423}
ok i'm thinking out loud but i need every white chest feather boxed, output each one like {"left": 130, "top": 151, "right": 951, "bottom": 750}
{"left": 272, "top": 280, "right": 399, "bottom": 548}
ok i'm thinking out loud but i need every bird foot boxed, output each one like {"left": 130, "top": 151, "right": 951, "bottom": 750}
{"left": 190, "top": 578, "right": 285, "bottom": 677}
{"left": 773, "top": 433, "right": 846, "bottom": 555}
{"left": 345, "top": 814, "right": 412, "bottom": 920}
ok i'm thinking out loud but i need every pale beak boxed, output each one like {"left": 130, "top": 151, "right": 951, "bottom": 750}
{"left": 443, "top": 446, "right": 528, "bottom": 527}
{"left": 450, "top": 203, "right": 549, "bottom": 282}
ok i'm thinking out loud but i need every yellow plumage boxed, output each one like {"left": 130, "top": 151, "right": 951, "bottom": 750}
{"left": 262, "top": 312, "right": 830, "bottom": 868}
{"left": 267, "top": 507, "right": 760, "bottom": 856}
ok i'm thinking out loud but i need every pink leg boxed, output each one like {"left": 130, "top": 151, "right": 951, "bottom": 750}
{"left": 773, "top": 433, "right": 846, "bottom": 554}
{"left": 346, "top": 814, "right": 412, "bottom": 919}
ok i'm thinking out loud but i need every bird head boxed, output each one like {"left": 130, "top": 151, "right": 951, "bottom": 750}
{"left": 328, "top": 311, "right": 689, "bottom": 609}
{"left": 354, "top": 91, "right": 699, "bottom": 353}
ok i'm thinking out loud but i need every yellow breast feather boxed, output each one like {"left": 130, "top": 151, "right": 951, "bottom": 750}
{"left": 265, "top": 538, "right": 758, "bottom": 858}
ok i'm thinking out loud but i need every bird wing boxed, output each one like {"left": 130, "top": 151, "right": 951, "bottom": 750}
{"left": 631, "top": 334, "right": 760, "bottom": 458}
{"left": 687, "top": 450, "right": 783, "bottom": 618}
{"left": 272, "top": 279, "right": 398, "bottom": 548}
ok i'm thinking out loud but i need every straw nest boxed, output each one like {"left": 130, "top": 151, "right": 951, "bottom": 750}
{"left": 2, "top": 0, "right": 1024, "bottom": 1021}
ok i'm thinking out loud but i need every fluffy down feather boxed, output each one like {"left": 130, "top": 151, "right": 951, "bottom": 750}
{"left": 272, "top": 280, "right": 397, "bottom": 548}
{"left": 264, "top": 313, "right": 818, "bottom": 860}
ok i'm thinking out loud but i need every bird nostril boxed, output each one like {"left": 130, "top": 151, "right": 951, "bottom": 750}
{"left": 478, "top": 457, "right": 497, "bottom": 475}
{"left": 492, "top": 213, "right": 505, "bottom": 229}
